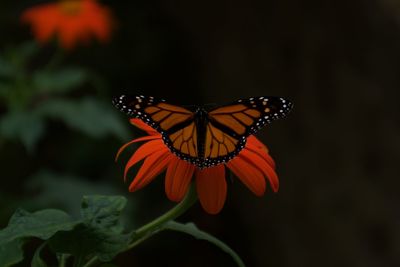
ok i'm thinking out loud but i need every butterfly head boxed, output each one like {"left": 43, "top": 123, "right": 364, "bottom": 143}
{"left": 195, "top": 107, "right": 208, "bottom": 116}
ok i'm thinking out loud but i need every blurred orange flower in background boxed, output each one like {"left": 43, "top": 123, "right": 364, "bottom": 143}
{"left": 21, "top": 0, "right": 113, "bottom": 49}
{"left": 117, "top": 119, "right": 279, "bottom": 214}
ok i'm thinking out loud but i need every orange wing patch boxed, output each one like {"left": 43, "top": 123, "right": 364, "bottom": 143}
{"left": 232, "top": 113, "right": 253, "bottom": 126}
{"left": 157, "top": 103, "right": 192, "bottom": 113}
{"left": 159, "top": 113, "right": 192, "bottom": 130}
{"left": 144, "top": 106, "right": 160, "bottom": 114}
{"left": 209, "top": 104, "right": 247, "bottom": 114}
{"left": 169, "top": 122, "right": 198, "bottom": 157}
{"left": 204, "top": 123, "right": 239, "bottom": 158}
{"left": 244, "top": 109, "right": 261, "bottom": 118}
{"left": 144, "top": 104, "right": 193, "bottom": 131}
{"left": 210, "top": 114, "right": 246, "bottom": 135}
{"left": 152, "top": 110, "right": 170, "bottom": 121}
{"left": 208, "top": 105, "right": 262, "bottom": 135}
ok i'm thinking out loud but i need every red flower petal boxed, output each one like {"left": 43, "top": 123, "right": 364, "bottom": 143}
{"left": 115, "top": 135, "right": 161, "bottom": 161}
{"left": 124, "top": 139, "right": 167, "bottom": 181}
{"left": 226, "top": 156, "right": 266, "bottom": 196}
{"left": 58, "top": 19, "right": 81, "bottom": 49}
{"left": 21, "top": 0, "right": 113, "bottom": 49}
{"left": 239, "top": 149, "right": 279, "bottom": 192}
{"left": 195, "top": 165, "right": 227, "bottom": 214}
{"left": 83, "top": 0, "right": 112, "bottom": 42}
{"left": 165, "top": 157, "right": 195, "bottom": 202}
{"left": 247, "top": 135, "right": 269, "bottom": 152}
{"left": 246, "top": 136, "right": 276, "bottom": 169}
{"left": 21, "top": 5, "right": 59, "bottom": 43}
{"left": 129, "top": 150, "right": 172, "bottom": 192}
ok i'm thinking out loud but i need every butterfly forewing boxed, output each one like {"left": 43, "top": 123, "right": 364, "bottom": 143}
{"left": 203, "top": 96, "right": 292, "bottom": 166}
{"left": 208, "top": 96, "right": 292, "bottom": 136}
{"left": 112, "top": 95, "right": 199, "bottom": 163}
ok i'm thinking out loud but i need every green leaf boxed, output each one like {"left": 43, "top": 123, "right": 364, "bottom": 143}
{"left": 49, "top": 196, "right": 131, "bottom": 262}
{"left": 163, "top": 221, "right": 246, "bottom": 267}
{"left": 0, "top": 195, "right": 133, "bottom": 265}
{"left": 0, "top": 239, "right": 24, "bottom": 267}
{"left": 31, "top": 243, "right": 48, "bottom": 267}
{"left": 37, "top": 98, "right": 129, "bottom": 139}
{"left": 81, "top": 196, "right": 127, "bottom": 231}
{"left": 33, "top": 68, "right": 87, "bottom": 94}
{"left": 0, "top": 111, "right": 45, "bottom": 152}
{"left": 50, "top": 225, "right": 131, "bottom": 262}
{"left": 0, "top": 209, "right": 77, "bottom": 246}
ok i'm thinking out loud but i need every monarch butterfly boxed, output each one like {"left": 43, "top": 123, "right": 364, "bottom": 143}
{"left": 113, "top": 95, "right": 292, "bottom": 168}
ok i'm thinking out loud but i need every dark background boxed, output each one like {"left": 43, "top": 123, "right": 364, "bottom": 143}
{"left": 1, "top": 0, "right": 400, "bottom": 266}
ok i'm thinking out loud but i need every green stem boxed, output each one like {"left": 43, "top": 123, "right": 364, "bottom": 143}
{"left": 135, "top": 183, "right": 197, "bottom": 238}
{"left": 82, "top": 183, "right": 198, "bottom": 267}
{"left": 81, "top": 256, "right": 97, "bottom": 267}
{"left": 59, "top": 254, "right": 67, "bottom": 267}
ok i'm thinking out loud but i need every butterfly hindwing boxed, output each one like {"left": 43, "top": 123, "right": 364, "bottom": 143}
{"left": 168, "top": 122, "right": 198, "bottom": 158}
{"left": 201, "top": 121, "right": 244, "bottom": 166}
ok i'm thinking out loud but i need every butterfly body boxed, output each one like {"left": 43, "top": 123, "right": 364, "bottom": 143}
{"left": 192, "top": 107, "right": 208, "bottom": 159}
{"left": 113, "top": 95, "right": 292, "bottom": 169}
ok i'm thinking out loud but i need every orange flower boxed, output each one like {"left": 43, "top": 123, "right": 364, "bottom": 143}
{"left": 117, "top": 119, "right": 279, "bottom": 214}
{"left": 21, "top": 0, "right": 113, "bottom": 49}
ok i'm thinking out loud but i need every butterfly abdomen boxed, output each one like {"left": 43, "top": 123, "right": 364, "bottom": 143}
{"left": 193, "top": 108, "right": 208, "bottom": 167}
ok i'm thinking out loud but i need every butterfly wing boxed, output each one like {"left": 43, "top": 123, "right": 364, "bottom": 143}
{"left": 113, "top": 95, "right": 293, "bottom": 168}
{"left": 203, "top": 96, "right": 292, "bottom": 166}
{"left": 112, "top": 95, "right": 199, "bottom": 164}
{"left": 200, "top": 121, "right": 243, "bottom": 167}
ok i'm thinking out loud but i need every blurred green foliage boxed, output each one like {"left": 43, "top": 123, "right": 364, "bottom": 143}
{"left": 25, "top": 170, "right": 123, "bottom": 217}
{"left": 0, "top": 38, "right": 138, "bottom": 267}
{"left": 0, "top": 42, "right": 128, "bottom": 152}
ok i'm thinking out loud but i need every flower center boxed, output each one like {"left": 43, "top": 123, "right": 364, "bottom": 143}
{"left": 58, "top": 0, "right": 82, "bottom": 15}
